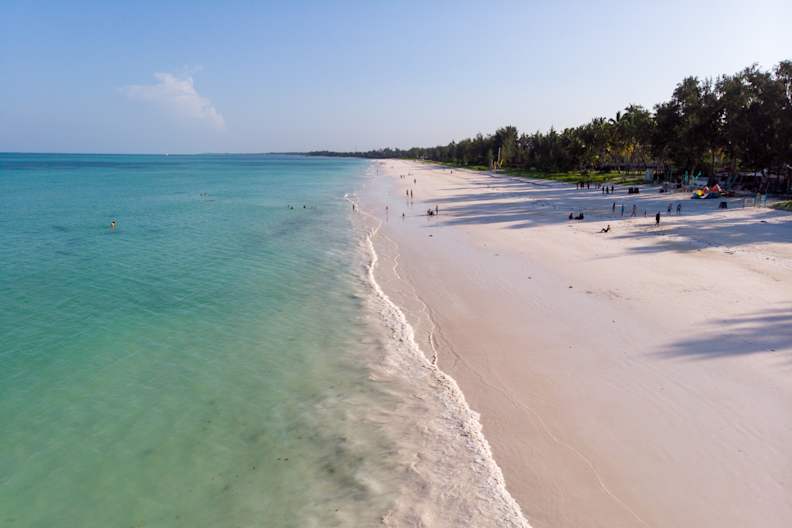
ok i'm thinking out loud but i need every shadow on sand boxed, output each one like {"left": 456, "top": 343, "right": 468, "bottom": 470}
{"left": 657, "top": 306, "right": 792, "bottom": 361}
{"left": 422, "top": 171, "right": 791, "bottom": 253}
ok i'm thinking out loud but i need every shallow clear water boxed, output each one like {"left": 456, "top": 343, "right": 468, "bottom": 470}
{"left": 0, "top": 154, "right": 398, "bottom": 527}
{"left": 0, "top": 154, "right": 532, "bottom": 528}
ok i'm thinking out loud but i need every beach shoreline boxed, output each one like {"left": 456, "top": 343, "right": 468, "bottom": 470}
{"left": 347, "top": 185, "right": 531, "bottom": 528}
{"left": 358, "top": 159, "right": 792, "bottom": 528}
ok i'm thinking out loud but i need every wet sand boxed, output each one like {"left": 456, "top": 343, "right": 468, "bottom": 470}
{"left": 359, "top": 160, "right": 792, "bottom": 528}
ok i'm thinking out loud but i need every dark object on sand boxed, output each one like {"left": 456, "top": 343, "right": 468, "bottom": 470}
{"left": 599, "top": 224, "right": 611, "bottom": 233}
{"left": 427, "top": 209, "right": 435, "bottom": 216}
{"left": 628, "top": 187, "right": 640, "bottom": 194}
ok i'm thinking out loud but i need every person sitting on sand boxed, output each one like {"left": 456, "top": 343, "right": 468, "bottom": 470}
{"left": 599, "top": 224, "right": 611, "bottom": 233}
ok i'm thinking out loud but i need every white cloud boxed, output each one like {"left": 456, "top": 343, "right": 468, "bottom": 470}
{"left": 122, "top": 73, "right": 225, "bottom": 129}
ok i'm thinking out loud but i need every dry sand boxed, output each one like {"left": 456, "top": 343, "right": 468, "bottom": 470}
{"left": 358, "top": 160, "right": 792, "bottom": 528}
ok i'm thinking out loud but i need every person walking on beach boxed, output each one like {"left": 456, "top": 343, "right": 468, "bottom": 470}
{"left": 620, "top": 204, "right": 624, "bottom": 217}
{"left": 667, "top": 203, "right": 672, "bottom": 214}
{"left": 610, "top": 185, "right": 614, "bottom": 193}
{"left": 435, "top": 205, "right": 439, "bottom": 215}
{"left": 612, "top": 202, "right": 616, "bottom": 214}
{"left": 676, "top": 203, "right": 682, "bottom": 215}
{"left": 656, "top": 212, "right": 661, "bottom": 225}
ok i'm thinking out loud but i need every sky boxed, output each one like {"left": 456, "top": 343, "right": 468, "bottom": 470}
{"left": 1, "top": 0, "right": 790, "bottom": 154}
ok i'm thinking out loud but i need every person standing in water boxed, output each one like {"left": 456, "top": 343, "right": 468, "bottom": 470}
{"left": 110, "top": 219, "right": 117, "bottom": 230}
{"left": 435, "top": 205, "right": 439, "bottom": 215}
{"left": 656, "top": 212, "right": 661, "bottom": 225}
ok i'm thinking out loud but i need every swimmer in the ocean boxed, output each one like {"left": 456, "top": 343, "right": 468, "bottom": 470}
{"left": 110, "top": 219, "right": 117, "bottom": 230}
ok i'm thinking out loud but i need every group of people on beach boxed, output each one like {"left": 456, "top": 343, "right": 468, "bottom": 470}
{"left": 577, "top": 182, "right": 617, "bottom": 194}
{"left": 567, "top": 177, "right": 691, "bottom": 231}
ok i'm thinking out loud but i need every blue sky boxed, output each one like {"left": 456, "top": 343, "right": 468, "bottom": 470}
{"left": 1, "top": 0, "right": 790, "bottom": 153}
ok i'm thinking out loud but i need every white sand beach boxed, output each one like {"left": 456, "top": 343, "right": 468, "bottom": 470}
{"left": 359, "top": 160, "right": 792, "bottom": 528}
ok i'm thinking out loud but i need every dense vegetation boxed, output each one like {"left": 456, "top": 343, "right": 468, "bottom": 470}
{"left": 311, "top": 62, "right": 792, "bottom": 183}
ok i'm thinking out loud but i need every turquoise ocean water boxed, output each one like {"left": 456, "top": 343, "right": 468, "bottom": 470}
{"left": 0, "top": 154, "right": 400, "bottom": 527}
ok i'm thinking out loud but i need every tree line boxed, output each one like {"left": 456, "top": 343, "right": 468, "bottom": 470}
{"left": 311, "top": 61, "right": 791, "bottom": 180}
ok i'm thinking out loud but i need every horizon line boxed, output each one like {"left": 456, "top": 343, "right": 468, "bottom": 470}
{"left": 0, "top": 151, "right": 359, "bottom": 157}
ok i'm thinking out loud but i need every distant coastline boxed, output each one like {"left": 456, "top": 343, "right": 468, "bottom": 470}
{"left": 308, "top": 60, "right": 792, "bottom": 194}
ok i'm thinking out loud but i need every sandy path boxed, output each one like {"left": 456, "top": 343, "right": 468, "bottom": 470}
{"left": 359, "top": 160, "right": 792, "bottom": 528}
